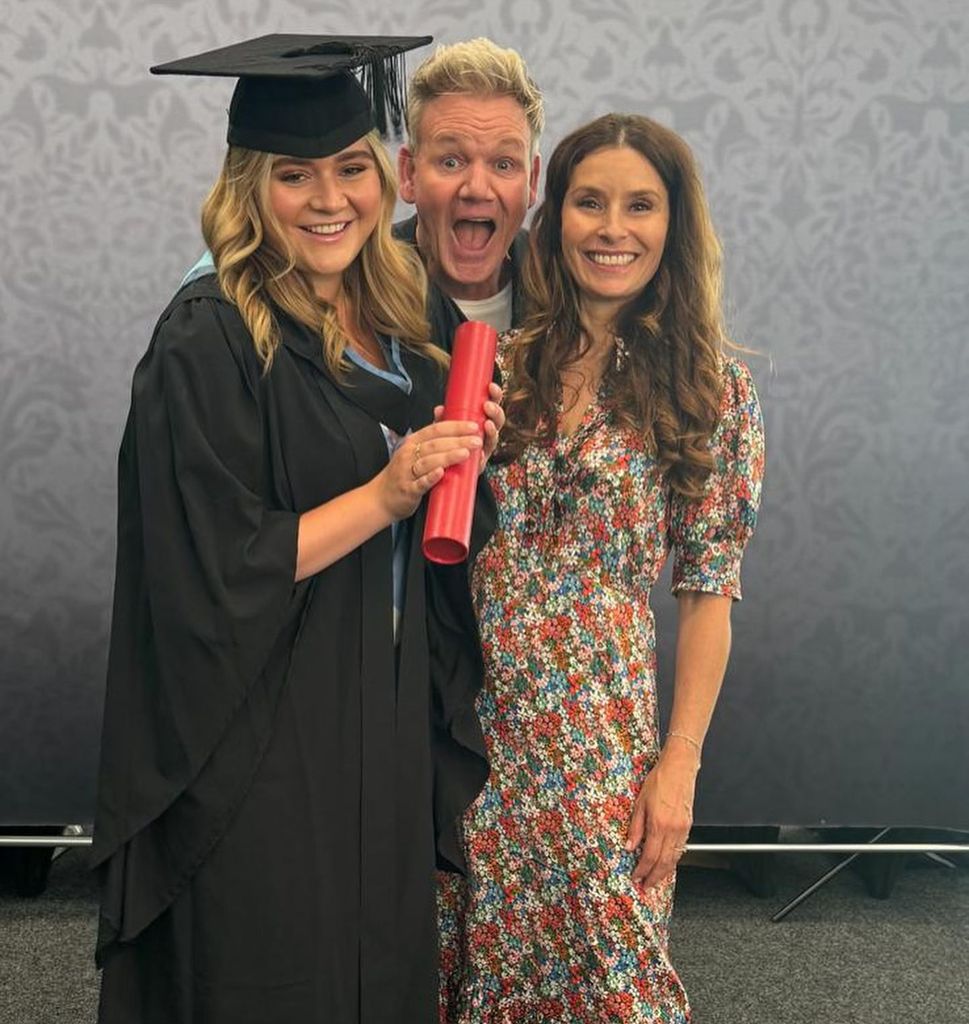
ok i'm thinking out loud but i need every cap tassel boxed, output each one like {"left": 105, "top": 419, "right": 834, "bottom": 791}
{"left": 276, "top": 39, "right": 407, "bottom": 138}
{"left": 358, "top": 50, "right": 406, "bottom": 139}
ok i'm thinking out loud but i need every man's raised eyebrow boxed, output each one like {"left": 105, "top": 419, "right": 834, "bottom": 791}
{"left": 428, "top": 133, "right": 528, "bottom": 152}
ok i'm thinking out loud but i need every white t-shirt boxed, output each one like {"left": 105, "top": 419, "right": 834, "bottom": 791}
{"left": 453, "top": 281, "right": 514, "bottom": 333}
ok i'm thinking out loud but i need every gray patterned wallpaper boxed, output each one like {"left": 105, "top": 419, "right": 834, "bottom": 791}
{"left": 1, "top": 0, "right": 967, "bottom": 828}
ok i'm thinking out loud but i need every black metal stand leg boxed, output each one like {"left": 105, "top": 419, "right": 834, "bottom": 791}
{"left": 688, "top": 825, "right": 780, "bottom": 897}
{"left": 14, "top": 846, "right": 55, "bottom": 897}
{"left": 727, "top": 826, "right": 780, "bottom": 897}
{"left": 856, "top": 850, "right": 907, "bottom": 899}
{"left": 771, "top": 826, "right": 893, "bottom": 922}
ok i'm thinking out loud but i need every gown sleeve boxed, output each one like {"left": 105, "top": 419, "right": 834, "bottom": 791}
{"left": 669, "top": 356, "right": 765, "bottom": 600}
{"left": 425, "top": 434, "right": 497, "bottom": 874}
{"left": 93, "top": 293, "right": 302, "bottom": 865}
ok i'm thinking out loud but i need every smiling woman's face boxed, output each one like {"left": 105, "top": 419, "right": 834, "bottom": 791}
{"left": 267, "top": 138, "right": 383, "bottom": 303}
{"left": 560, "top": 145, "right": 670, "bottom": 322}
{"left": 398, "top": 93, "right": 540, "bottom": 302}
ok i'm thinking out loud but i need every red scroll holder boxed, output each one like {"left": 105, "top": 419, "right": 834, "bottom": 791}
{"left": 422, "top": 320, "right": 498, "bottom": 564}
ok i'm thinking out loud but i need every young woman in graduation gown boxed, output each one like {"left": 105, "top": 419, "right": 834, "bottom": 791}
{"left": 92, "top": 38, "right": 502, "bottom": 1024}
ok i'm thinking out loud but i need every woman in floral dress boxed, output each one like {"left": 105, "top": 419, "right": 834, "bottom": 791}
{"left": 438, "top": 114, "right": 765, "bottom": 1022}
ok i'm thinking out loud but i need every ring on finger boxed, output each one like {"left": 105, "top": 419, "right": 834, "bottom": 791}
{"left": 411, "top": 442, "right": 423, "bottom": 479}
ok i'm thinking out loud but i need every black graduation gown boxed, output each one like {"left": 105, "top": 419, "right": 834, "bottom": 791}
{"left": 92, "top": 277, "right": 492, "bottom": 1024}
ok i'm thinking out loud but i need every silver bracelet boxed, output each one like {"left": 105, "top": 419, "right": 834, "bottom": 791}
{"left": 666, "top": 730, "right": 702, "bottom": 768}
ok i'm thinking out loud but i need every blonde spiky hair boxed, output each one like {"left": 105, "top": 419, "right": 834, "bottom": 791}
{"left": 406, "top": 37, "right": 544, "bottom": 158}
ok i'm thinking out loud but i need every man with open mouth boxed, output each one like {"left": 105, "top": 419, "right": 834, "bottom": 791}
{"left": 395, "top": 38, "right": 544, "bottom": 343}
{"left": 182, "top": 38, "right": 544, "bottom": 347}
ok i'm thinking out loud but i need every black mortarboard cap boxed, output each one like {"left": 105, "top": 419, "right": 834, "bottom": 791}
{"left": 150, "top": 34, "right": 432, "bottom": 158}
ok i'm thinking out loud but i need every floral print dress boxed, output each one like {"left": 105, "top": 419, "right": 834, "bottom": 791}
{"left": 438, "top": 344, "right": 765, "bottom": 1024}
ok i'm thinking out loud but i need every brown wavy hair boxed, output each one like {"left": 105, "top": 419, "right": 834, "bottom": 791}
{"left": 501, "top": 113, "right": 727, "bottom": 497}
{"left": 200, "top": 132, "right": 446, "bottom": 375}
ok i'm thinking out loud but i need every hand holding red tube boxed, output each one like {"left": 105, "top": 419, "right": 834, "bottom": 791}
{"left": 423, "top": 321, "right": 499, "bottom": 564}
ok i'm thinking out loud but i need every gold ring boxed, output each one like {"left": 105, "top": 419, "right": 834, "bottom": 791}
{"left": 414, "top": 442, "right": 422, "bottom": 460}
{"left": 411, "top": 461, "right": 420, "bottom": 479}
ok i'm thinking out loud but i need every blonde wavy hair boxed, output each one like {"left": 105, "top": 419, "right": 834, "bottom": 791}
{"left": 501, "top": 114, "right": 728, "bottom": 498}
{"left": 200, "top": 131, "right": 445, "bottom": 374}
{"left": 406, "top": 38, "right": 545, "bottom": 158}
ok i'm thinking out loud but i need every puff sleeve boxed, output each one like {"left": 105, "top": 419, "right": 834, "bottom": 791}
{"left": 669, "top": 357, "right": 765, "bottom": 600}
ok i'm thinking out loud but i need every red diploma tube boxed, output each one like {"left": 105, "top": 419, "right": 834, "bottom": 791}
{"left": 423, "top": 320, "right": 498, "bottom": 564}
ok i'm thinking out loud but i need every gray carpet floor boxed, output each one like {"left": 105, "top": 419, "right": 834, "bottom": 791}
{"left": 1, "top": 844, "right": 966, "bottom": 1024}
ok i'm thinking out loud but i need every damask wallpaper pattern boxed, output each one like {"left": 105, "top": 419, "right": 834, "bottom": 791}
{"left": 1, "top": 0, "right": 966, "bottom": 826}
